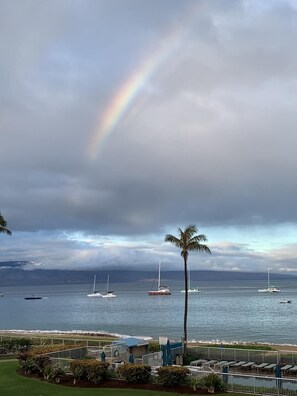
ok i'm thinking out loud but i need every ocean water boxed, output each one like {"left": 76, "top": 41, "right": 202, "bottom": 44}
{"left": 0, "top": 279, "right": 297, "bottom": 345}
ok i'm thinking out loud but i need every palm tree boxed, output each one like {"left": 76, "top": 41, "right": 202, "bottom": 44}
{"left": 0, "top": 212, "right": 12, "bottom": 236}
{"left": 165, "top": 224, "right": 210, "bottom": 353}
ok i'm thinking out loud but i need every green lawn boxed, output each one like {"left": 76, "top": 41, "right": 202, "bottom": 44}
{"left": 0, "top": 360, "right": 245, "bottom": 396}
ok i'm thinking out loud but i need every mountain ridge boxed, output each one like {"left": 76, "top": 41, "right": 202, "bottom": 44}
{"left": 0, "top": 261, "right": 296, "bottom": 286}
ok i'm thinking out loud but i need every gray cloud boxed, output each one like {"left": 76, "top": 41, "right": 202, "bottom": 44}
{"left": 1, "top": 0, "right": 297, "bottom": 271}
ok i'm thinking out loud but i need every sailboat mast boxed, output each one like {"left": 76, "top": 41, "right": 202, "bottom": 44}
{"left": 93, "top": 275, "right": 96, "bottom": 292}
{"left": 107, "top": 275, "right": 109, "bottom": 292}
{"left": 158, "top": 261, "right": 161, "bottom": 289}
{"left": 268, "top": 268, "right": 270, "bottom": 288}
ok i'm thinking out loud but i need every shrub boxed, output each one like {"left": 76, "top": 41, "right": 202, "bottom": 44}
{"left": 15, "top": 338, "right": 33, "bottom": 351}
{"left": 117, "top": 363, "right": 151, "bottom": 384}
{"left": 32, "top": 355, "right": 51, "bottom": 376}
{"left": 69, "top": 360, "right": 109, "bottom": 385}
{"left": 0, "top": 338, "right": 33, "bottom": 355}
{"left": 18, "top": 343, "right": 78, "bottom": 363}
{"left": 18, "top": 351, "right": 32, "bottom": 364}
{"left": 183, "top": 352, "right": 199, "bottom": 366}
{"left": 21, "top": 358, "right": 40, "bottom": 375}
{"left": 199, "top": 373, "right": 227, "bottom": 391}
{"left": 43, "top": 363, "right": 65, "bottom": 383}
{"left": 70, "top": 361, "right": 86, "bottom": 384}
{"left": 148, "top": 340, "right": 160, "bottom": 352}
{"left": 157, "top": 366, "right": 190, "bottom": 386}
{"left": 19, "top": 354, "right": 50, "bottom": 376}
{"left": 85, "top": 361, "right": 109, "bottom": 384}
{"left": 0, "top": 340, "right": 14, "bottom": 354}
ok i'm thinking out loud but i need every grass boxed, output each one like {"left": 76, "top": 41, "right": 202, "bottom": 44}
{"left": 0, "top": 332, "right": 117, "bottom": 346}
{"left": 0, "top": 361, "right": 247, "bottom": 396}
{"left": 204, "top": 344, "right": 274, "bottom": 351}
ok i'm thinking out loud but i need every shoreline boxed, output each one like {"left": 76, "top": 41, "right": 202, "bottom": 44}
{"left": 0, "top": 329, "right": 152, "bottom": 341}
{"left": 1, "top": 329, "right": 297, "bottom": 351}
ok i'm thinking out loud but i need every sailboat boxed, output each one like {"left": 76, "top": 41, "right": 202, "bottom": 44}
{"left": 102, "top": 275, "right": 117, "bottom": 298}
{"left": 148, "top": 261, "right": 171, "bottom": 296}
{"left": 258, "top": 268, "right": 280, "bottom": 293}
{"left": 181, "top": 266, "right": 201, "bottom": 293}
{"left": 87, "top": 275, "right": 102, "bottom": 297}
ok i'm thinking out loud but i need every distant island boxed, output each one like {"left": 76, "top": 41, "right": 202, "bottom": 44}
{"left": 0, "top": 261, "right": 296, "bottom": 286}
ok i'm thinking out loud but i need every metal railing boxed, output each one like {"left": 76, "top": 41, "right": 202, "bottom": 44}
{"left": 41, "top": 346, "right": 87, "bottom": 360}
{"left": 138, "top": 351, "right": 163, "bottom": 366}
{"left": 226, "top": 372, "right": 297, "bottom": 396}
{"left": 189, "top": 346, "right": 280, "bottom": 364}
{"left": 188, "top": 367, "right": 297, "bottom": 396}
{"left": 188, "top": 345, "right": 297, "bottom": 367}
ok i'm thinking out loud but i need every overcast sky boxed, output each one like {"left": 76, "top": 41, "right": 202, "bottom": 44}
{"left": 1, "top": 0, "right": 297, "bottom": 274}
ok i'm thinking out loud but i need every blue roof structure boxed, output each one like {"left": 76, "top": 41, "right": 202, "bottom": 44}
{"left": 113, "top": 337, "right": 148, "bottom": 347}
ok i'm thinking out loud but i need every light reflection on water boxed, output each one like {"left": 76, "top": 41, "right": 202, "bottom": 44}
{"left": 0, "top": 279, "right": 296, "bottom": 343}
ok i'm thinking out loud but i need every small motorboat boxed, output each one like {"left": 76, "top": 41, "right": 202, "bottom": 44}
{"left": 24, "top": 295, "right": 42, "bottom": 300}
{"left": 280, "top": 300, "right": 292, "bottom": 304}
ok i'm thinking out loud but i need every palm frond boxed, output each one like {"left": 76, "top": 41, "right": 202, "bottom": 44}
{"left": 188, "top": 241, "right": 211, "bottom": 253}
{"left": 164, "top": 234, "right": 182, "bottom": 248}
{"left": 0, "top": 225, "right": 12, "bottom": 236}
{"left": 184, "top": 224, "right": 198, "bottom": 238}
{"left": 191, "top": 234, "right": 208, "bottom": 243}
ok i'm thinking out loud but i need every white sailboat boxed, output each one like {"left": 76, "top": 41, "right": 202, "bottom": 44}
{"left": 258, "top": 268, "right": 280, "bottom": 293}
{"left": 181, "top": 266, "right": 201, "bottom": 293}
{"left": 148, "top": 261, "right": 171, "bottom": 296}
{"left": 87, "top": 275, "right": 102, "bottom": 297}
{"left": 102, "top": 275, "right": 117, "bottom": 298}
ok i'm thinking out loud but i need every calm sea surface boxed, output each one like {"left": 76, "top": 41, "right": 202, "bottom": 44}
{"left": 1, "top": 279, "right": 297, "bottom": 344}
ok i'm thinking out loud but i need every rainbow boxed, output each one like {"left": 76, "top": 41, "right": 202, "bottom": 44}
{"left": 87, "top": 26, "right": 184, "bottom": 159}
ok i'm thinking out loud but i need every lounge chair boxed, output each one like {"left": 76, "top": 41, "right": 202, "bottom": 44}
{"left": 214, "top": 360, "right": 229, "bottom": 368}
{"left": 281, "top": 364, "right": 293, "bottom": 372}
{"left": 262, "top": 363, "right": 277, "bottom": 371}
{"left": 202, "top": 360, "right": 217, "bottom": 367}
{"left": 252, "top": 362, "right": 269, "bottom": 372}
{"left": 222, "top": 360, "right": 236, "bottom": 368}
{"left": 190, "top": 359, "right": 207, "bottom": 366}
{"left": 288, "top": 366, "right": 297, "bottom": 374}
{"left": 231, "top": 361, "right": 246, "bottom": 367}
{"left": 241, "top": 362, "right": 255, "bottom": 370}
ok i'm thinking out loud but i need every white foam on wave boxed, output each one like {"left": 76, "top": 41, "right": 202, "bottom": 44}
{"left": 1, "top": 330, "right": 296, "bottom": 347}
{"left": 0, "top": 329, "right": 153, "bottom": 341}
{"left": 188, "top": 338, "right": 297, "bottom": 348}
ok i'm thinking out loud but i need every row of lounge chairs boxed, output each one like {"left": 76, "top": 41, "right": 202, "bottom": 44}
{"left": 189, "top": 359, "right": 297, "bottom": 376}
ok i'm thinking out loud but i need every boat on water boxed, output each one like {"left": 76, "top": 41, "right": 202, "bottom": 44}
{"left": 24, "top": 295, "right": 42, "bottom": 300}
{"left": 101, "top": 275, "right": 117, "bottom": 298}
{"left": 0, "top": 292, "right": 3, "bottom": 297}
{"left": 280, "top": 300, "right": 292, "bottom": 304}
{"left": 148, "top": 261, "right": 171, "bottom": 296}
{"left": 181, "top": 265, "right": 201, "bottom": 293}
{"left": 258, "top": 268, "right": 280, "bottom": 293}
{"left": 87, "top": 275, "right": 102, "bottom": 297}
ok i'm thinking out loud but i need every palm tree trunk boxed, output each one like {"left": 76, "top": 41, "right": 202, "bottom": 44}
{"left": 183, "top": 255, "right": 188, "bottom": 355}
